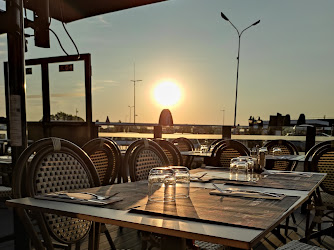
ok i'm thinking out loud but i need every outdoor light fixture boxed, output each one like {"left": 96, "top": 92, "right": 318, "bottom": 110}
{"left": 220, "top": 12, "right": 260, "bottom": 127}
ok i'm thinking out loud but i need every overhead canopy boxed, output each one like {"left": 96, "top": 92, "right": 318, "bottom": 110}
{"left": 24, "top": 0, "right": 167, "bottom": 23}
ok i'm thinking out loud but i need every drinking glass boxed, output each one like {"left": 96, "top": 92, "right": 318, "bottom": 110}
{"left": 148, "top": 167, "right": 176, "bottom": 202}
{"left": 272, "top": 147, "right": 282, "bottom": 156}
{"left": 170, "top": 166, "right": 190, "bottom": 198}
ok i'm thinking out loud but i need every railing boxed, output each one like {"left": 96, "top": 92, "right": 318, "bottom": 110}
{"left": 97, "top": 123, "right": 334, "bottom": 153}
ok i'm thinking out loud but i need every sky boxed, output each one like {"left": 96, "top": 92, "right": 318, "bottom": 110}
{"left": 0, "top": 0, "right": 333, "bottom": 126}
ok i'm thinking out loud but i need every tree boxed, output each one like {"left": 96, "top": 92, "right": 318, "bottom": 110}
{"left": 48, "top": 111, "right": 84, "bottom": 121}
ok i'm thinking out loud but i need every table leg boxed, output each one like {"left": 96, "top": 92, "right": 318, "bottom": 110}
{"left": 88, "top": 222, "right": 101, "bottom": 250}
{"left": 160, "top": 236, "right": 186, "bottom": 250}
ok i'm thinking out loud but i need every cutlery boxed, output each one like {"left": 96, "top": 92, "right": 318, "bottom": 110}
{"left": 196, "top": 173, "right": 207, "bottom": 179}
{"left": 53, "top": 193, "right": 108, "bottom": 204}
{"left": 212, "top": 183, "right": 280, "bottom": 198}
{"left": 80, "top": 192, "right": 119, "bottom": 200}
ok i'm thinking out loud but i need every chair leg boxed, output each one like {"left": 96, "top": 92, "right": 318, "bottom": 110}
{"left": 101, "top": 223, "right": 116, "bottom": 250}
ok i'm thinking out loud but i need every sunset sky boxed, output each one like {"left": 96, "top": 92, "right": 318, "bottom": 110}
{"left": 0, "top": 0, "right": 333, "bottom": 126}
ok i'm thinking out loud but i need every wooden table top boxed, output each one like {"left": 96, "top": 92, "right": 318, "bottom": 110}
{"left": 6, "top": 170, "right": 326, "bottom": 250}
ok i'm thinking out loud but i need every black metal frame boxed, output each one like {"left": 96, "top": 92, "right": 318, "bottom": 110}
{"left": 4, "top": 53, "right": 95, "bottom": 146}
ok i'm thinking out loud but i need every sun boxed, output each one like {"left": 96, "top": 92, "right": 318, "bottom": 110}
{"left": 153, "top": 81, "right": 181, "bottom": 107}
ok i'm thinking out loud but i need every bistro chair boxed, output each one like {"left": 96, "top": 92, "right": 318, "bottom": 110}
{"left": 126, "top": 139, "right": 169, "bottom": 182}
{"left": 123, "top": 139, "right": 169, "bottom": 249}
{"left": 212, "top": 140, "right": 250, "bottom": 167}
{"left": 153, "top": 138, "right": 183, "bottom": 166}
{"left": 306, "top": 144, "right": 334, "bottom": 242}
{"left": 12, "top": 137, "right": 100, "bottom": 250}
{"left": 264, "top": 139, "right": 299, "bottom": 171}
{"left": 82, "top": 137, "right": 122, "bottom": 185}
{"left": 171, "top": 137, "right": 195, "bottom": 168}
{"left": 304, "top": 140, "right": 334, "bottom": 172}
{"left": 277, "top": 240, "right": 325, "bottom": 250}
{"left": 82, "top": 137, "right": 123, "bottom": 250}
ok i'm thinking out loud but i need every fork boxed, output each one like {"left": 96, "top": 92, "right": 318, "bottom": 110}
{"left": 80, "top": 192, "right": 119, "bottom": 200}
{"left": 212, "top": 183, "right": 280, "bottom": 198}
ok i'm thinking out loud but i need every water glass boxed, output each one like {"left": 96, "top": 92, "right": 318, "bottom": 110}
{"left": 148, "top": 167, "right": 176, "bottom": 202}
{"left": 272, "top": 147, "right": 282, "bottom": 156}
{"left": 170, "top": 166, "right": 190, "bottom": 198}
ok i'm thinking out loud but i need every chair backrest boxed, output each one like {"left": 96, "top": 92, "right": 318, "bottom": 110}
{"left": 123, "top": 139, "right": 169, "bottom": 182}
{"left": 304, "top": 140, "right": 334, "bottom": 172}
{"left": 82, "top": 137, "right": 122, "bottom": 185}
{"left": 264, "top": 139, "right": 299, "bottom": 171}
{"left": 153, "top": 138, "right": 182, "bottom": 166}
{"left": 171, "top": 137, "right": 195, "bottom": 168}
{"left": 310, "top": 144, "right": 334, "bottom": 195}
{"left": 213, "top": 140, "right": 250, "bottom": 168}
{"left": 208, "top": 139, "right": 224, "bottom": 152}
{"left": 12, "top": 137, "right": 100, "bottom": 247}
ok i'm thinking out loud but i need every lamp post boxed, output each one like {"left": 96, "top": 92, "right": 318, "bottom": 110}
{"left": 130, "top": 63, "right": 142, "bottom": 124}
{"left": 128, "top": 105, "right": 134, "bottom": 123}
{"left": 220, "top": 12, "right": 260, "bottom": 127}
{"left": 220, "top": 109, "right": 225, "bottom": 126}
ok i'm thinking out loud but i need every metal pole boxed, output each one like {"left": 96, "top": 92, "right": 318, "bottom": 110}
{"left": 220, "top": 12, "right": 260, "bottom": 127}
{"left": 6, "top": 0, "right": 30, "bottom": 248}
{"left": 233, "top": 35, "right": 241, "bottom": 127}
{"left": 130, "top": 63, "right": 141, "bottom": 124}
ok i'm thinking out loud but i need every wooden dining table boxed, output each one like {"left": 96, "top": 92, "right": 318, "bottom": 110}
{"left": 6, "top": 168, "right": 326, "bottom": 250}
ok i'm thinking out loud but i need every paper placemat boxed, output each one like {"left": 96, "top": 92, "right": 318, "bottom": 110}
{"left": 35, "top": 192, "right": 123, "bottom": 206}
{"left": 130, "top": 188, "right": 300, "bottom": 230}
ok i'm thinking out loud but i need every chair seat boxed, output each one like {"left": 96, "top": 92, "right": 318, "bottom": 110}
{"left": 276, "top": 240, "right": 325, "bottom": 250}
{"left": 321, "top": 192, "right": 334, "bottom": 207}
{"left": 0, "top": 186, "right": 12, "bottom": 198}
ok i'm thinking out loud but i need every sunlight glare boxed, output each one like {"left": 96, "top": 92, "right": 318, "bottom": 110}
{"left": 154, "top": 81, "right": 181, "bottom": 107}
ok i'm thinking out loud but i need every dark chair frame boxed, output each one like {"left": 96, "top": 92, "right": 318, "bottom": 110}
{"left": 82, "top": 137, "right": 122, "bottom": 185}
{"left": 128, "top": 141, "right": 169, "bottom": 182}
{"left": 305, "top": 144, "right": 334, "bottom": 242}
{"left": 264, "top": 139, "right": 299, "bottom": 171}
{"left": 212, "top": 140, "right": 250, "bottom": 167}
{"left": 12, "top": 137, "right": 100, "bottom": 250}
{"left": 153, "top": 138, "right": 182, "bottom": 166}
{"left": 171, "top": 137, "right": 195, "bottom": 168}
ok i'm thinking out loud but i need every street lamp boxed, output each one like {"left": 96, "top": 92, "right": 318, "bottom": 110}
{"left": 220, "top": 109, "right": 225, "bottom": 126}
{"left": 130, "top": 63, "right": 142, "bottom": 124}
{"left": 128, "top": 105, "right": 134, "bottom": 123}
{"left": 220, "top": 12, "right": 260, "bottom": 127}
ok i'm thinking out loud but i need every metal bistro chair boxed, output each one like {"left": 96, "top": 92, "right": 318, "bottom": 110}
{"left": 304, "top": 140, "right": 334, "bottom": 172}
{"left": 82, "top": 137, "right": 123, "bottom": 250}
{"left": 127, "top": 139, "right": 169, "bottom": 182}
{"left": 153, "top": 138, "right": 182, "bottom": 166}
{"left": 212, "top": 140, "right": 250, "bottom": 168}
{"left": 82, "top": 137, "right": 122, "bottom": 185}
{"left": 123, "top": 139, "right": 169, "bottom": 249}
{"left": 264, "top": 139, "right": 299, "bottom": 171}
{"left": 171, "top": 137, "right": 195, "bottom": 169}
{"left": 12, "top": 137, "right": 100, "bottom": 250}
{"left": 305, "top": 143, "right": 334, "bottom": 243}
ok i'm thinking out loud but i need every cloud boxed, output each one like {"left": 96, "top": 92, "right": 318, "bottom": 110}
{"left": 27, "top": 92, "right": 85, "bottom": 98}
{"left": 98, "top": 16, "right": 110, "bottom": 25}
{"left": 51, "top": 93, "right": 85, "bottom": 98}
{"left": 27, "top": 95, "right": 42, "bottom": 99}
{"left": 86, "top": 15, "right": 111, "bottom": 26}
{"left": 95, "top": 79, "right": 119, "bottom": 86}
